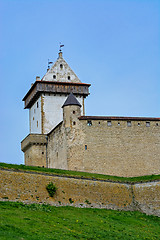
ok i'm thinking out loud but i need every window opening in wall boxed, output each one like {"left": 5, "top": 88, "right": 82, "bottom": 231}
{"left": 107, "top": 121, "right": 112, "bottom": 126}
{"left": 156, "top": 123, "right": 159, "bottom": 126}
{"left": 42, "top": 152, "right": 44, "bottom": 155}
{"left": 37, "top": 121, "right": 38, "bottom": 127}
{"left": 60, "top": 64, "right": 63, "bottom": 69}
{"left": 118, "top": 122, "right": 120, "bottom": 126}
{"left": 37, "top": 102, "right": 38, "bottom": 108}
{"left": 34, "top": 109, "right": 35, "bottom": 114}
{"left": 33, "top": 117, "right": 34, "bottom": 121}
{"left": 87, "top": 120, "right": 92, "bottom": 126}
{"left": 73, "top": 121, "right": 76, "bottom": 125}
{"left": 68, "top": 76, "right": 70, "bottom": 80}
{"left": 85, "top": 145, "right": 87, "bottom": 150}
{"left": 53, "top": 75, "right": 56, "bottom": 79}
{"left": 73, "top": 111, "right": 75, "bottom": 114}
{"left": 99, "top": 122, "right": 100, "bottom": 125}
{"left": 127, "top": 121, "right": 131, "bottom": 127}
{"left": 146, "top": 122, "right": 150, "bottom": 127}
{"left": 138, "top": 123, "right": 140, "bottom": 126}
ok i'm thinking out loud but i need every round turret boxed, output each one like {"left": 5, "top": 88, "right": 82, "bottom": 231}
{"left": 62, "top": 93, "right": 81, "bottom": 128}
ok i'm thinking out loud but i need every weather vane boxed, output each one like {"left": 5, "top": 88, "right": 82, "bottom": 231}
{"left": 47, "top": 59, "right": 53, "bottom": 69}
{"left": 59, "top": 42, "right": 64, "bottom": 52}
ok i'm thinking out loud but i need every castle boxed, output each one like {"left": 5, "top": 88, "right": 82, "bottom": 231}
{"left": 21, "top": 51, "right": 160, "bottom": 177}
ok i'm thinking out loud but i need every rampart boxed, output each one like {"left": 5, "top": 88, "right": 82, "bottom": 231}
{"left": 0, "top": 168, "right": 159, "bottom": 217}
{"left": 47, "top": 116, "right": 160, "bottom": 177}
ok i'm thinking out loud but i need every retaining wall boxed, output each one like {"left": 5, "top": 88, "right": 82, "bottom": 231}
{"left": 0, "top": 168, "right": 159, "bottom": 217}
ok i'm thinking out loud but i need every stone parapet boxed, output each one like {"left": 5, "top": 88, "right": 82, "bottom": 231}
{"left": 21, "top": 134, "right": 47, "bottom": 152}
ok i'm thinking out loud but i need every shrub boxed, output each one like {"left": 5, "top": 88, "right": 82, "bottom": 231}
{"left": 46, "top": 182, "right": 57, "bottom": 197}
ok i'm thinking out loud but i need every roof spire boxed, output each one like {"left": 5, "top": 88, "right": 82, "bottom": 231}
{"left": 58, "top": 42, "right": 64, "bottom": 58}
{"left": 62, "top": 93, "right": 82, "bottom": 108}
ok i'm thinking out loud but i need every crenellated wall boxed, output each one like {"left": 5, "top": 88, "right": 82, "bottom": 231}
{"left": 0, "top": 168, "right": 160, "bottom": 217}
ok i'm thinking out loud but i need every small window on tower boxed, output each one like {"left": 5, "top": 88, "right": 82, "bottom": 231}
{"left": 73, "top": 111, "right": 75, "bottom": 114}
{"left": 85, "top": 145, "right": 87, "bottom": 150}
{"left": 146, "top": 122, "right": 150, "bottom": 127}
{"left": 37, "top": 102, "right": 38, "bottom": 108}
{"left": 107, "top": 121, "right": 112, "bottom": 126}
{"left": 53, "top": 75, "right": 56, "bottom": 79}
{"left": 60, "top": 64, "right": 63, "bottom": 69}
{"left": 127, "top": 121, "right": 132, "bottom": 127}
{"left": 87, "top": 120, "right": 92, "bottom": 126}
{"left": 73, "top": 121, "right": 76, "bottom": 125}
{"left": 68, "top": 76, "right": 70, "bottom": 80}
{"left": 37, "top": 121, "right": 38, "bottom": 127}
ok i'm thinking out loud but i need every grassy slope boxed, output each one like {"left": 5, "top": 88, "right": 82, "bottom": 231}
{"left": 0, "top": 201, "right": 160, "bottom": 240}
{"left": 0, "top": 162, "right": 160, "bottom": 183}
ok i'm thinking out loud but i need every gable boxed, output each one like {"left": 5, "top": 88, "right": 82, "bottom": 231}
{"left": 42, "top": 56, "right": 81, "bottom": 83}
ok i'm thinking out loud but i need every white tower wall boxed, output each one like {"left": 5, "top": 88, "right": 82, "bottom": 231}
{"left": 29, "top": 97, "right": 42, "bottom": 133}
{"left": 42, "top": 93, "right": 83, "bottom": 134}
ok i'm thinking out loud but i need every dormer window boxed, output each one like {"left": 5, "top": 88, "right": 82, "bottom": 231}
{"left": 53, "top": 75, "right": 56, "bottom": 79}
{"left": 68, "top": 76, "right": 70, "bottom": 80}
{"left": 60, "top": 64, "right": 63, "bottom": 69}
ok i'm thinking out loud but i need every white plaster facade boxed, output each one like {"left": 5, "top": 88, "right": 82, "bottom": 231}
{"left": 29, "top": 97, "right": 41, "bottom": 133}
{"left": 42, "top": 93, "right": 84, "bottom": 134}
{"left": 28, "top": 52, "right": 87, "bottom": 134}
{"left": 42, "top": 52, "right": 81, "bottom": 83}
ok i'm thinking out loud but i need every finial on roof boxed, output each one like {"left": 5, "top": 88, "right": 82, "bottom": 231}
{"left": 58, "top": 42, "right": 64, "bottom": 58}
{"left": 62, "top": 93, "right": 82, "bottom": 108}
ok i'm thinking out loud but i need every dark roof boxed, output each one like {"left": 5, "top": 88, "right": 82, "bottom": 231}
{"left": 62, "top": 93, "right": 82, "bottom": 108}
{"left": 79, "top": 116, "right": 160, "bottom": 121}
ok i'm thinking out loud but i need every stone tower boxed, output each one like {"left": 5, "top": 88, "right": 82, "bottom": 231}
{"left": 22, "top": 51, "right": 90, "bottom": 134}
{"left": 21, "top": 51, "right": 90, "bottom": 167}
{"left": 62, "top": 92, "right": 82, "bottom": 128}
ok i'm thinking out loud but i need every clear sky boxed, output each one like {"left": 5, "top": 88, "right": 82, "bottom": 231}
{"left": 0, "top": 0, "right": 159, "bottom": 164}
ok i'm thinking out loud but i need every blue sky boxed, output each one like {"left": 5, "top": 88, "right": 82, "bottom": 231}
{"left": 0, "top": 0, "right": 159, "bottom": 164}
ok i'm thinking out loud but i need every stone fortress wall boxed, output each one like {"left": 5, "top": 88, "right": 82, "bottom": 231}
{"left": 47, "top": 104, "right": 160, "bottom": 177}
{"left": 21, "top": 51, "right": 160, "bottom": 178}
{"left": 0, "top": 168, "right": 160, "bottom": 217}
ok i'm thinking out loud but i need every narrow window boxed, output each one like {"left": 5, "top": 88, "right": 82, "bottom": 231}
{"left": 37, "top": 121, "right": 38, "bottom": 127}
{"left": 87, "top": 120, "right": 92, "bottom": 126}
{"left": 127, "top": 121, "right": 131, "bottom": 127}
{"left": 68, "top": 76, "right": 70, "bottom": 80}
{"left": 42, "top": 152, "right": 44, "bottom": 155}
{"left": 85, "top": 145, "right": 87, "bottom": 150}
{"left": 73, "top": 111, "right": 75, "bottom": 114}
{"left": 37, "top": 102, "right": 38, "bottom": 108}
{"left": 138, "top": 123, "right": 140, "bottom": 126}
{"left": 156, "top": 123, "right": 159, "bottom": 126}
{"left": 146, "top": 122, "right": 150, "bottom": 127}
{"left": 60, "top": 64, "right": 63, "bottom": 69}
{"left": 34, "top": 109, "right": 35, "bottom": 114}
{"left": 73, "top": 121, "right": 76, "bottom": 125}
{"left": 107, "top": 121, "right": 112, "bottom": 126}
{"left": 118, "top": 122, "right": 120, "bottom": 126}
{"left": 53, "top": 75, "right": 56, "bottom": 79}
{"left": 99, "top": 122, "right": 100, "bottom": 125}
{"left": 33, "top": 117, "right": 34, "bottom": 121}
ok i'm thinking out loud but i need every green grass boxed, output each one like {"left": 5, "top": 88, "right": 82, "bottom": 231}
{"left": 0, "top": 201, "right": 159, "bottom": 240}
{"left": 0, "top": 162, "right": 160, "bottom": 183}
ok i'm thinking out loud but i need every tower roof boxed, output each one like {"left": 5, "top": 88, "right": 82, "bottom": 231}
{"left": 62, "top": 93, "right": 82, "bottom": 108}
{"left": 42, "top": 52, "right": 81, "bottom": 83}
